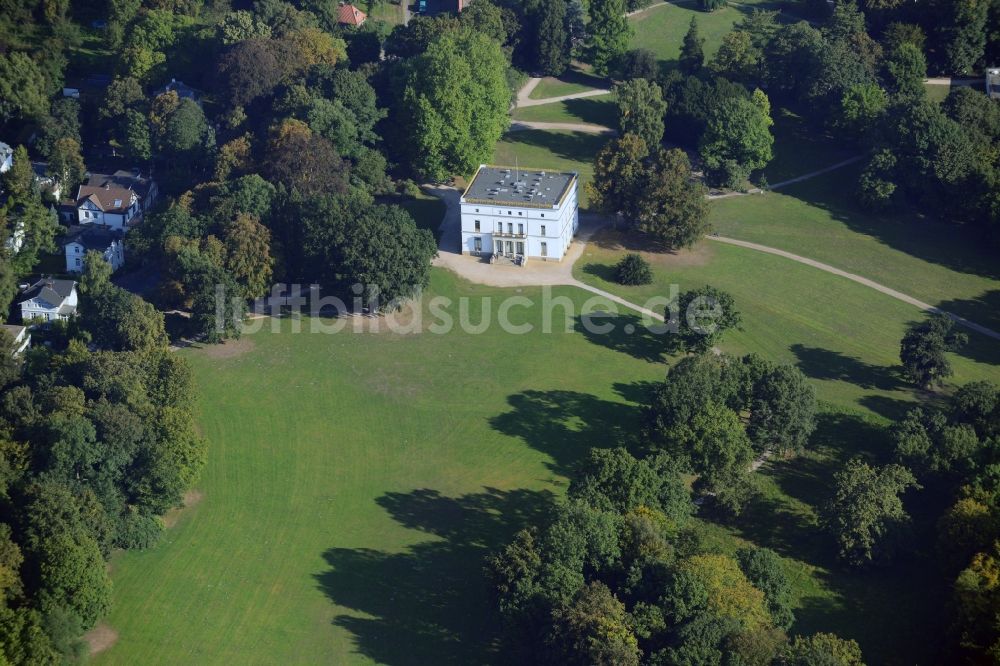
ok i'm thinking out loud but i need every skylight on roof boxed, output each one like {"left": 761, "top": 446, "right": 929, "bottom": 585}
{"left": 113, "top": 199, "right": 122, "bottom": 207}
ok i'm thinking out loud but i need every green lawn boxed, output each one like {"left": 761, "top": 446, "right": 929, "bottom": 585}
{"left": 925, "top": 82, "right": 952, "bottom": 104}
{"left": 710, "top": 166, "right": 1000, "bottom": 337}
{"left": 512, "top": 94, "right": 617, "bottom": 127}
{"left": 95, "top": 271, "right": 671, "bottom": 665}
{"left": 528, "top": 68, "right": 609, "bottom": 99}
{"left": 366, "top": 0, "right": 406, "bottom": 25}
{"left": 493, "top": 129, "right": 609, "bottom": 208}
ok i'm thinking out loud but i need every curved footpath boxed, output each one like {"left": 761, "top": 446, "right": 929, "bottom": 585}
{"left": 426, "top": 186, "right": 999, "bottom": 341}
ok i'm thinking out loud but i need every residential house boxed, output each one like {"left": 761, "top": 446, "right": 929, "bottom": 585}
{"left": 18, "top": 278, "right": 78, "bottom": 322}
{"left": 32, "top": 162, "right": 61, "bottom": 201}
{"left": 2, "top": 324, "right": 30, "bottom": 356}
{"left": 155, "top": 78, "right": 204, "bottom": 107}
{"left": 337, "top": 3, "right": 367, "bottom": 25}
{"left": 460, "top": 165, "right": 579, "bottom": 263}
{"left": 71, "top": 170, "right": 157, "bottom": 231}
{"left": 62, "top": 225, "right": 125, "bottom": 273}
{"left": 0, "top": 142, "right": 12, "bottom": 174}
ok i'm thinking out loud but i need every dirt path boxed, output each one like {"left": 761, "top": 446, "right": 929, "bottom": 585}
{"left": 707, "top": 236, "right": 1000, "bottom": 341}
{"left": 707, "top": 155, "right": 866, "bottom": 200}
{"left": 924, "top": 77, "right": 984, "bottom": 86}
{"left": 516, "top": 86, "right": 612, "bottom": 109}
{"left": 510, "top": 120, "right": 616, "bottom": 134}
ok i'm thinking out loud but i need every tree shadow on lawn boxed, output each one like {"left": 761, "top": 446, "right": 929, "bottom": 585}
{"left": 501, "top": 130, "right": 609, "bottom": 166}
{"left": 780, "top": 168, "right": 1000, "bottom": 283}
{"left": 562, "top": 97, "right": 617, "bottom": 126}
{"left": 790, "top": 344, "right": 904, "bottom": 391}
{"left": 936, "top": 289, "right": 1000, "bottom": 366}
{"left": 316, "top": 486, "right": 556, "bottom": 666}
{"left": 490, "top": 389, "right": 644, "bottom": 477}
{"left": 574, "top": 311, "right": 668, "bottom": 364}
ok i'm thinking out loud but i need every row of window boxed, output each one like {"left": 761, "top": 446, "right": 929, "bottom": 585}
{"left": 473, "top": 221, "right": 547, "bottom": 235}
{"left": 472, "top": 237, "right": 548, "bottom": 257}
{"left": 473, "top": 208, "right": 548, "bottom": 218}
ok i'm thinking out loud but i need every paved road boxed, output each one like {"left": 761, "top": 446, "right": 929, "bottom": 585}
{"left": 510, "top": 120, "right": 616, "bottom": 134}
{"left": 707, "top": 236, "right": 1000, "bottom": 341}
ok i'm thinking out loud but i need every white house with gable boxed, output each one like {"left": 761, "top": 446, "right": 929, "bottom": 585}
{"left": 459, "top": 165, "right": 579, "bottom": 263}
{"left": 18, "top": 279, "right": 78, "bottom": 322}
{"left": 62, "top": 225, "right": 125, "bottom": 273}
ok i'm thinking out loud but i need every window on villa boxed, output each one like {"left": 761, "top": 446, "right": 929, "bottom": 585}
{"left": 541, "top": 214, "right": 545, "bottom": 218}
{"left": 75, "top": 258, "right": 81, "bottom": 266}
{"left": 541, "top": 242, "right": 548, "bottom": 257}
{"left": 518, "top": 223, "right": 523, "bottom": 234}
{"left": 518, "top": 212, "right": 522, "bottom": 216}
{"left": 497, "top": 222, "right": 502, "bottom": 232}
{"left": 540, "top": 225, "right": 546, "bottom": 235}
{"left": 474, "top": 237, "right": 482, "bottom": 253}
{"left": 507, "top": 223, "right": 513, "bottom": 233}
{"left": 474, "top": 220, "right": 480, "bottom": 231}
{"left": 507, "top": 211, "right": 512, "bottom": 215}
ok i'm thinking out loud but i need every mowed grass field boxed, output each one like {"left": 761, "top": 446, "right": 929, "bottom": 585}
{"left": 512, "top": 94, "right": 617, "bottom": 127}
{"left": 96, "top": 272, "right": 671, "bottom": 665}
{"left": 629, "top": 0, "right": 786, "bottom": 69}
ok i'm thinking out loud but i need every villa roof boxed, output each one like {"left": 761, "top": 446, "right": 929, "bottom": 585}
{"left": 62, "top": 225, "right": 123, "bottom": 250}
{"left": 76, "top": 183, "right": 135, "bottom": 213}
{"left": 19, "top": 278, "right": 76, "bottom": 306}
{"left": 462, "top": 165, "right": 577, "bottom": 209}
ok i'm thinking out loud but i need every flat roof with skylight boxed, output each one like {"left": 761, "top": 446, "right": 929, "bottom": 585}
{"left": 462, "top": 165, "right": 577, "bottom": 209}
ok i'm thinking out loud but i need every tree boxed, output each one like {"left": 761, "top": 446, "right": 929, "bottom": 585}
{"left": 219, "top": 9, "right": 272, "bottom": 44}
{"left": 614, "top": 253, "right": 652, "bottom": 285}
{"left": 399, "top": 28, "right": 510, "bottom": 181}
{"left": 265, "top": 120, "right": 349, "bottom": 197}
{"left": 700, "top": 0, "right": 726, "bottom": 9}
{"left": 685, "top": 403, "right": 758, "bottom": 514}
{"left": 79, "top": 253, "right": 169, "bottom": 353}
{"left": 614, "top": 78, "right": 666, "bottom": 150}
{"left": 677, "top": 554, "right": 773, "bottom": 630}
{"left": 746, "top": 364, "right": 817, "bottom": 455}
{"left": 783, "top": 633, "right": 865, "bottom": 665}
{"left": 632, "top": 148, "right": 709, "bottom": 249}
{"left": 824, "top": 459, "right": 919, "bottom": 567}
{"left": 46, "top": 138, "right": 86, "bottom": 193}
{"left": 37, "top": 98, "right": 82, "bottom": 159}
{"left": 0, "top": 52, "right": 51, "bottom": 122}
{"left": 833, "top": 83, "right": 888, "bottom": 141}
{"left": 121, "top": 109, "right": 152, "bottom": 162}
{"left": 954, "top": 541, "right": 1000, "bottom": 657}
{"left": 568, "top": 447, "right": 692, "bottom": 521}
{"left": 899, "top": 314, "right": 968, "bottom": 388}
{"left": 550, "top": 582, "right": 640, "bottom": 666}
{"left": 679, "top": 17, "right": 705, "bottom": 75}
{"left": 619, "top": 49, "right": 659, "bottom": 81}
{"left": 214, "top": 39, "right": 289, "bottom": 110}
{"left": 669, "top": 286, "right": 741, "bottom": 355}
{"left": 2, "top": 145, "right": 35, "bottom": 201}
{"left": 332, "top": 205, "right": 437, "bottom": 311}
{"left": 223, "top": 213, "right": 273, "bottom": 300}
{"left": 699, "top": 89, "right": 774, "bottom": 188}
{"left": 586, "top": 133, "right": 648, "bottom": 221}
{"left": 937, "top": 0, "right": 988, "bottom": 75}
{"left": 588, "top": 0, "right": 632, "bottom": 75}
{"left": 736, "top": 546, "right": 794, "bottom": 629}
{"left": 883, "top": 41, "right": 927, "bottom": 98}
{"left": 534, "top": 0, "right": 570, "bottom": 75}
{"left": 710, "top": 30, "right": 759, "bottom": 82}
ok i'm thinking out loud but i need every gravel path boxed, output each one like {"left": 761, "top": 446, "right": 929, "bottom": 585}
{"left": 510, "top": 120, "right": 616, "bottom": 134}
{"left": 707, "top": 236, "right": 1000, "bottom": 341}
{"left": 516, "top": 85, "right": 612, "bottom": 108}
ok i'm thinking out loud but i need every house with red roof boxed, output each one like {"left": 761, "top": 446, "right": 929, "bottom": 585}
{"left": 337, "top": 3, "right": 367, "bottom": 26}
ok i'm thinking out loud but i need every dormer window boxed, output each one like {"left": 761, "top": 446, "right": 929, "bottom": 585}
{"left": 113, "top": 199, "right": 122, "bottom": 207}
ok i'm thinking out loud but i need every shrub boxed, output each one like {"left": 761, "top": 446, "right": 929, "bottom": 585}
{"left": 700, "top": 0, "right": 726, "bottom": 10}
{"left": 614, "top": 253, "right": 653, "bottom": 285}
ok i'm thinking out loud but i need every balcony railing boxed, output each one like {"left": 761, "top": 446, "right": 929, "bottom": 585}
{"left": 492, "top": 230, "right": 527, "bottom": 238}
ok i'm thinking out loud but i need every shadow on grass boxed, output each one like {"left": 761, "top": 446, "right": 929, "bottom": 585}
{"left": 857, "top": 394, "right": 921, "bottom": 422}
{"left": 780, "top": 167, "right": 1000, "bottom": 283}
{"left": 315, "top": 487, "right": 555, "bottom": 666}
{"left": 790, "top": 344, "right": 904, "bottom": 391}
{"left": 574, "top": 312, "right": 667, "bottom": 364}
{"left": 490, "top": 389, "right": 642, "bottom": 476}
{"left": 500, "top": 130, "right": 609, "bottom": 166}
{"left": 937, "top": 289, "right": 1000, "bottom": 366}
{"left": 581, "top": 262, "right": 617, "bottom": 283}
{"left": 562, "top": 97, "right": 617, "bottom": 126}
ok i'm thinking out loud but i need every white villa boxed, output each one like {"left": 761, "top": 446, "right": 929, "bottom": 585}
{"left": 18, "top": 278, "right": 78, "bottom": 322}
{"left": 2, "top": 324, "right": 30, "bottom": 356}
{"left": 0, "top": 142, "right": 12, "bottom": 174}
{"left": 67, "top": 170, "right": 157, "bottom": 231}
{"left": 459, "top": 165, "right": 579, "bottom": 263}
{"left": 62, "top": 225, "right": 125, "bottom": 273}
